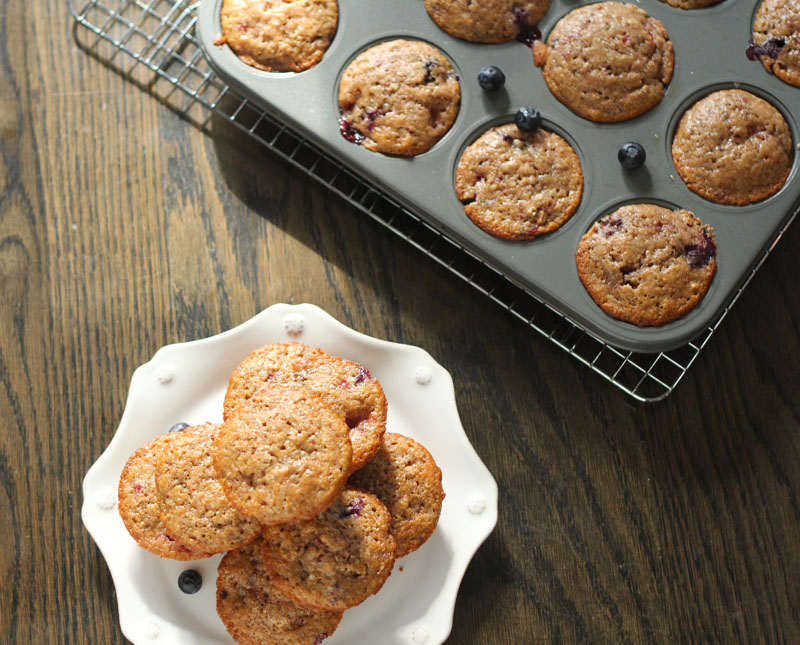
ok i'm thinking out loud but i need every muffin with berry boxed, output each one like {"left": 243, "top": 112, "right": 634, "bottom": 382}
{"left": 424, "top": 0, "right": 549, "bottom": 44}
{"left": 751, "top": 0, "right": 800, "bottom": 87}
{"left": 576, "top": 204, "right": 717, "bottom": 327}
{"left": 455, "top": 121, "right": 583, "bottom": 240}
{"left": 338, "top": 39, "right": 460, "bottom": 156}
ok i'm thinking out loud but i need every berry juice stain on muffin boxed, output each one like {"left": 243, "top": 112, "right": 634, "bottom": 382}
{"left": 575, "top": 204, "right": 717, "bottom": 327}
{"left": 338, "top": 40, "right": 460, "bottom": 156}
{"left": 672, "top": 89, "right": 793, "bottom": 205}
{"left": 425, "top": 0, "right": 549, "bottom": 44}
{"left": 217, "top": 0, "right": 338, "bottom": 73}
{"left": 751, "top": 0, "right": 800, "bottom": 87}
{"left": 533, "top": 2, "right": 674, "bottom": 122}
{"left": 455, "top": 123, "right": 583, "bottom": 240}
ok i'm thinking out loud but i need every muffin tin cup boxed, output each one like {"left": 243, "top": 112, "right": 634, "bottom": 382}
{"left": 197, "top": 0, "right": 800, "bottom": 352}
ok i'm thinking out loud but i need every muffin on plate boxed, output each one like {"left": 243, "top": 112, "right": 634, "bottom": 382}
{"left": 424, "top": 0, "right": 550, "bottom": 44}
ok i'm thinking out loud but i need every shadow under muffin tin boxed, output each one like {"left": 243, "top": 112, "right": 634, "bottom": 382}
{"left": 197, "top": 0, "right": 799, "bottom": 352}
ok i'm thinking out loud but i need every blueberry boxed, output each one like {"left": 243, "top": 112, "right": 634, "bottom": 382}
{"left": 178, "top": 569, "right": 202, "bottom": 594}
{"left": 746, "top": 37, "right": 785, "bottom": 61}
{"left": 618, "top": 142, "right": 646, "bottom": 170}
{"left": 513, "top": 7, "right": 542, "bottom": 47}
{"left": 684, "top": 229, "right": 716, "bottom": 268}
{"left": 514, "top": 107, "right": 542, "bottom": 132}
{"left": 168, "top": 422, "right": 190, "bottom": 433}
{"left": 477, "top": 66, "right": 505, "bottom": 92}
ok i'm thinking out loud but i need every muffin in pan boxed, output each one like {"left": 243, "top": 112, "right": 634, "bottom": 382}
{"left": 424, "top": 0, "right": 550, "bottom": 44}
{"left": 672, "top": 89, "right": 793, "bottom": 205}
{"left": 338, "top": 39, "right": 461, "bottom": 156}
{"left": 217, "top": 0, "right": 338, "bottom": 73}
{"left": 576, "top": 204, "right": 717, "bottom": 327}
{"left": 533, "top": 2, "right": 674, "bottom": 123}
{"left": 455, "top": 122, "right": 583, "bottom": 240}
{"left": 751, "top": 0, "right": 800, "bottom": 88}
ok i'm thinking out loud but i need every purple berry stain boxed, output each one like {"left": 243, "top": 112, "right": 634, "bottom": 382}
{"left": 599, "top": 218, "right": 623, "bottom": 236}
{"left": 684, "top": 229, "right": 716, "bottom": 268}
{"left": 424, "top": 59, "right": 440, "bottom": 83}
{"left": 354, "top": 364, "right": 371, "bottom": 385}
{"left": 339, "top": 117, "right": 364, "bottom": 145}
{"left": 363, "top": 108, "right": 385, "bottom": 131}
{"left": 346, "top": 496, "right": 365, "bottom": 517}
{"left": 313, "top": 635, "right": 329, "bottom": 645}
{"left": 513, "top": 7, "right": 542, "bottom": 47}
{"left": 746, "top": 37, "right": 785, "bottom": 61}
{"left": 502, "top": 134, "right": 515, "bottom": 144}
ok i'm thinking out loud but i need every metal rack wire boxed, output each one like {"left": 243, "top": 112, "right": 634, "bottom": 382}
{"left": 67, "top": 0, "right": 797, "bottom": 402}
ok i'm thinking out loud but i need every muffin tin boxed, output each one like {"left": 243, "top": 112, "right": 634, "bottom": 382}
{"left": 196, "top": 0, "right": 799, "bottom": 352}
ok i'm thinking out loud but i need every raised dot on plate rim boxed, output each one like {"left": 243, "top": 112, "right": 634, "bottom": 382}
{"left": 414, "top": 367, "right": 432, "bottom": 385}
{"left": 95, "top": 488, "right": 117, "bottom": 510}
{"left": 283, "top": 313, "right": 305, "bottom": 336}
{"left": 466, "top": 494, "right": 487, "bottom": 515}
{"left": 410, "top": 625, "right": 429, "bottom": 644}
{"left": 156, "top": 365, "right": 175, "bottom": 385}
{"left": 142, "top": 619, "right": 160, "bottom": 638}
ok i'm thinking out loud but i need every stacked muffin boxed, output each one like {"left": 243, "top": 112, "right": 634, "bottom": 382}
{"left": 118, "top": 342, "right": 445, "bottom": 644}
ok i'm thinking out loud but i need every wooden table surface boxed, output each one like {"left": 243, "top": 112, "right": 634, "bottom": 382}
{"left": 2, "top": 1, "right": 800, "bottom": 642}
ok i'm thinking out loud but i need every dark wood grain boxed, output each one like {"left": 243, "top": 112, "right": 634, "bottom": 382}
{"left": 2, "top": 0, "right": 800, "bottom": 643}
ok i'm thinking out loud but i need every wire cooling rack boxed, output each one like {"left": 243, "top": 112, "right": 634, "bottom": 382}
{"left": 67, "top": 0, "right": 798, "bottom": 402}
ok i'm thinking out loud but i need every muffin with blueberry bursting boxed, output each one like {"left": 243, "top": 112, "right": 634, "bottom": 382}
{"left": 750, "top": 0, "right": 800, "bottom": 88}
{"left": 424, "top": 0, "right": 549, "bottom": 45}
{"left": 338, "top": 40, "right": 461, "bottom": 156}
{"left": 455, "top": 120, "right": 583, "bottom": 240}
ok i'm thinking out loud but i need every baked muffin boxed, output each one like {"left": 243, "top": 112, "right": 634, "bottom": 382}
{"left": 349, "top": 432, "right": 445, "bottom": 557}
{"left": 224, "top": 342, "right": 387, "bottom": 472}
{"left": 752, "top": 0, "right": 800, "bottom": 87}
{"left": 338, "top": 40, "right": 460, "bottom": 156}
{"left": 217, "top": 0, "right": 338, "bottom": 73}
{"left": 261, "top": 488, "right": 396, "bottom": 611}
{"left": 657, "top": 0, "right": 723, "bottom": 9}
{"left": 214, "top": 384, "right": 352, "bottom": 525}
{"left": 216, "top": 539, "right": 343, "bottom": 645}
{"left": 424, "top": 0, "right": 549, "bottom": 44}
{"left": 455, "top": 122, "right": 583, "bottom": 240}
{"left": 575, "top": 204, "right": 717, "bottom": 327}
{"left": 672, "top": 89, "right": 793, "bottom": 205}
{"left": 153, "top": 423, "right": 261, "bottom": 554}
{"left": 118, "top": 433, "right": 213, "bottom": 560}
{"left": 533, "top": 2, "right": 674, "bottom": 122}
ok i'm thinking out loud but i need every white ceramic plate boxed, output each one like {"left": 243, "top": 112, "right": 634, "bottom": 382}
{"left": 82, "top": 303, "right": 498, "bottom": 645}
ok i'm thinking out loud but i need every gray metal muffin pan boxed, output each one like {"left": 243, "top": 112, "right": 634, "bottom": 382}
{"left": 196, "top": 0, "right": 800, "bottom": 352}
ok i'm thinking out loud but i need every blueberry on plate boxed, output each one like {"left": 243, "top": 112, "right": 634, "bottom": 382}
{"left": 178, "top": 569, "right": 202, "bottom": 594}
{"left": 514, "top": 106, "right": 542, "bottom": 132}
{"left": 478, "top": 66, "right": 505, "bottom": 92}
{"left": 618, "top": 142, "right": 646, "bottom": 170}
{"left": 168, "top": 422, "right": 190, "bottom": 433}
